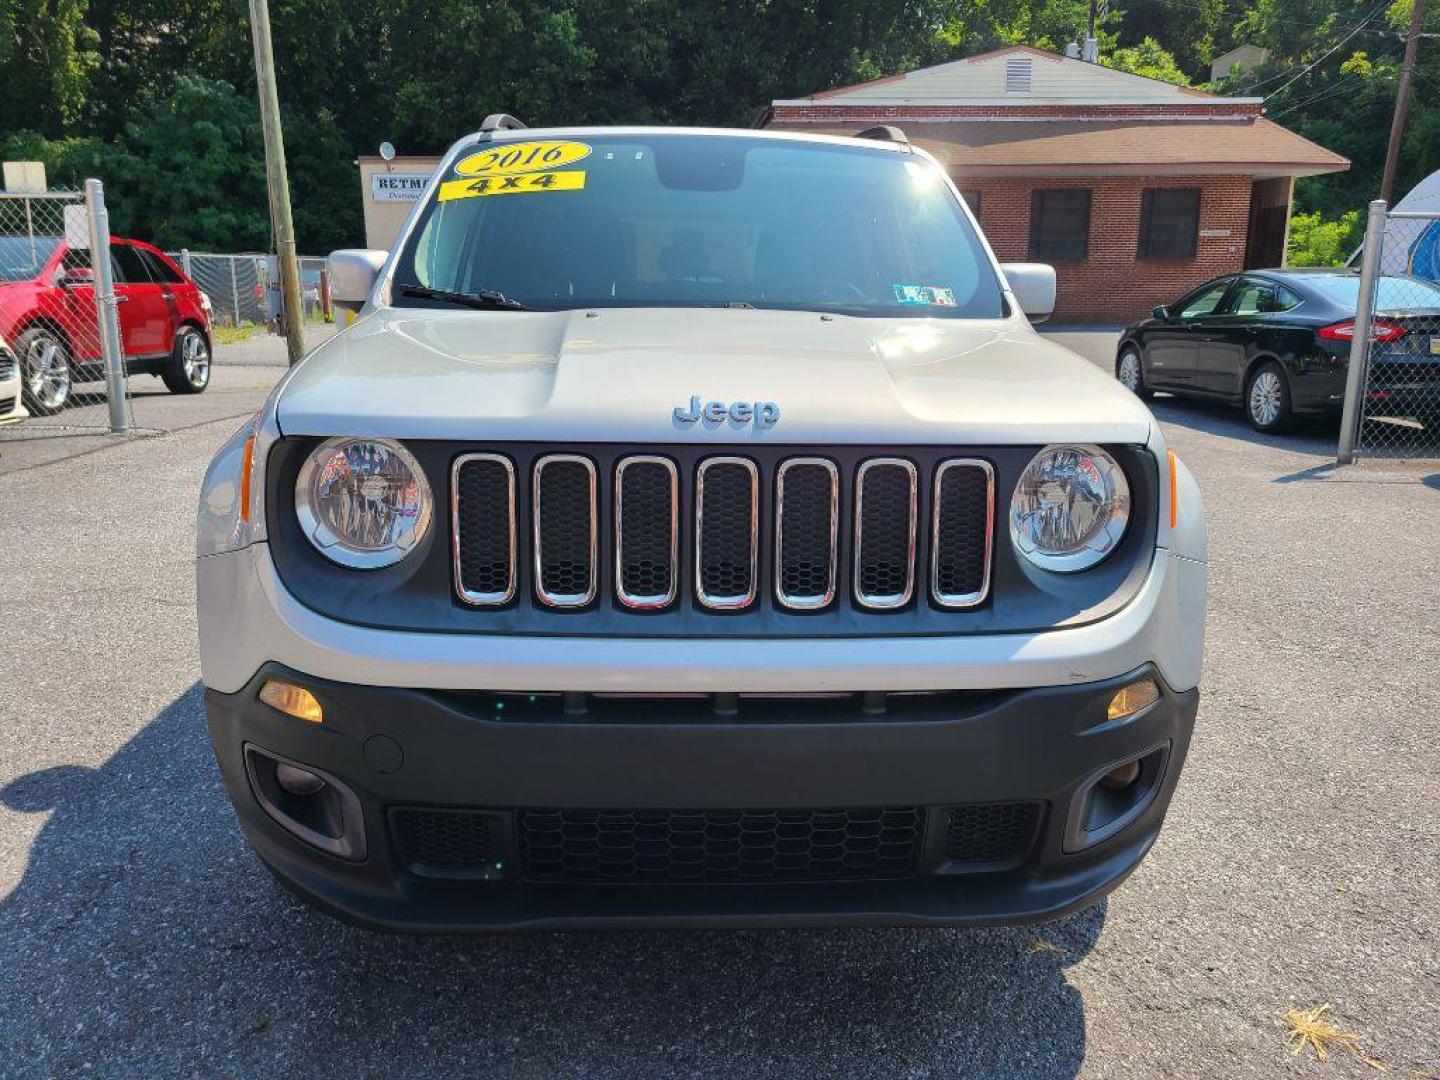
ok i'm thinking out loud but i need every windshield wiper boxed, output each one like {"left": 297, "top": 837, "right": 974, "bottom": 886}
{"left": 398, "top": 284, "right": 530, "bottom": 310}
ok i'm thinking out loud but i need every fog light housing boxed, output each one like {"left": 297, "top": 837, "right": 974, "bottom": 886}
{"left": 1097, "top": 760, "right": 1142, "bottom": 791}
{"left": 275, "top": 762, "right": 326, "bottom": 796}
{"left": 259, "top": 679, "right": 324, "bottom": 724}
{"left": 1107, "top": 678, "right": 1160, "bottom": 720}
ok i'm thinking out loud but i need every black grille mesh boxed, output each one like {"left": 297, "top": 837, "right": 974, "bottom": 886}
{"left": 697, "top": 462, "right": 757, "bottom": 604}
{"left": 944, "top": 802, "right": 1040, "bottom": 865}
{"left": 617, "top": 460, "right": 676, "bottom": 603}
{"left": 856, "top": 463, "right": 914, "bottom": 603}
{"left": 454, "top": 456, "right": 514, "bottom": 601}
{"left": 777, "top": 463, "right": 836, "bottom": 605}
{"left": 535, "top": 458, "right": 594, "bottom": 602}
{"left": 933, "top": 464, "right": 991, "bottom": 603}
{"left": 520, "top": 807, "right": 923, "bottom": 883}
{"left": 391, "top": 807, "right": 496, "bottom": 872}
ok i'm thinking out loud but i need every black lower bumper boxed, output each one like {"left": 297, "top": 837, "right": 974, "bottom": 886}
{"left": 204, "top": 664, "right": 1198, "bottom": 932}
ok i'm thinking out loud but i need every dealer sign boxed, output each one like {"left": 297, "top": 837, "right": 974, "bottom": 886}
{"left": 371, "top": 173, "right": 430, "bottom": 202}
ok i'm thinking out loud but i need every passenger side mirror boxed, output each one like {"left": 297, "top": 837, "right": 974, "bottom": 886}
{"left": 999, "top": 263, "right": 1056, "bottom": 324}
{"left": 327, "top": 249, "right": 389, "bottom": 312}
{"left": 1152, "top": 305, "right": 1169, "bottom": 320}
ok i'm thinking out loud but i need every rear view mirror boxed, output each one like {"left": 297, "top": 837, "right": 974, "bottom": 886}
{"left": 999, "top": 263, "right": 1056, "bottom": 324}
{"left": 1152, "top": 305, "right": 1169, "bottom": 320}
{"left": 327, "top": 249, "right": 388, "bottom": 312}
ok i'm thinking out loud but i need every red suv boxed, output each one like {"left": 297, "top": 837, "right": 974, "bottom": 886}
{"left": 0, "top": 235, "right": 212, "bottom": 416}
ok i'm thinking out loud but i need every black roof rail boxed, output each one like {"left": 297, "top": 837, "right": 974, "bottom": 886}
{"left": 480, "top": 114, "right": 528, "bottom": 133}
{"left": 854, "top": 124, "right": 909, "bottom": 145}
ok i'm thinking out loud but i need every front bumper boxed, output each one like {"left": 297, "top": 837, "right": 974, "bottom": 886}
{"left": 205, "top": 663, "right": 1198, "bottom": 932}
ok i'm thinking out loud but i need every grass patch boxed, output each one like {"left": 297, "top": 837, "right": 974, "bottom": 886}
{"left": 1283, "top": 1004, "right": 1383, "bottom": 1069}
{"left": 212, "top": 322, "right": 262, "bottom": 346}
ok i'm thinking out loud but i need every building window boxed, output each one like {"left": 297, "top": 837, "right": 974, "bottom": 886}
{"left": 1029, "top": 189, "right": 1091, "bottom": 262}
{"left": 959, "top": 189, "right": 981, "bottom": 215}
{"left": 1139, "top": 188, "right": 1201, "bottom": 259}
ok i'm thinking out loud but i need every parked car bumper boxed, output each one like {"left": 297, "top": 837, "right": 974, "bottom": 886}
{"left": 205, "top": 661, "right": 1198, "bottom": 932}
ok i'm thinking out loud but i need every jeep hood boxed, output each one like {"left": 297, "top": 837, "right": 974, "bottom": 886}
{"left": 275, "top": 307, "right": 1154, "bottom": 445}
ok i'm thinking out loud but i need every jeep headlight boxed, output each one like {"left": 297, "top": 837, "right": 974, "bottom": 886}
{"left": 295, "top": 437, "right": 432, "bottom": 568}
{"left": 1009, "top": 445, "right": 1130, "bottom": 572}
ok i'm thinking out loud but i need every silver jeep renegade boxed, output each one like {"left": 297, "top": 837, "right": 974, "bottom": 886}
{"left": 196, "top": 120, "right": 1207, "bottom": 931}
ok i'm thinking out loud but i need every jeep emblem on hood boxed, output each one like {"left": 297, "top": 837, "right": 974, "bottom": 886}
{"left": 673, "top": 396, "right": 781, "bottom": 429}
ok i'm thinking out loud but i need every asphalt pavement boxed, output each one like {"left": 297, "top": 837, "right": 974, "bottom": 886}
{"left": 0, "top": 327, "right": 1436, "bottom": 1078}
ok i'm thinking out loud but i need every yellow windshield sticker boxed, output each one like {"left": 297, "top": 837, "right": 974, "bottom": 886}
{"left": 437, "top": 171, "right": 586, "bottom": 202}
{"left": 454, "top": 140, "right": 592, "bottom": 178}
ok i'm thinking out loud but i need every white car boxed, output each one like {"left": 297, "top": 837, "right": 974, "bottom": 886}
{"left": 196, "top": 121, "right": 1207, "bottom": 931}
{"left": 0, "top": 333, "right": 28, "bottom": 423}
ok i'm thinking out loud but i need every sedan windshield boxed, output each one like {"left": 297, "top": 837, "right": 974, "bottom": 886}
{"left": 0, "top": 235, "right": 59, "bottom": 282}
{"left": 1305, "top": 273, "right": 1440, "bottom": 311}
{"left": 393, "top": 133, "right": 1004, "bottom": 318}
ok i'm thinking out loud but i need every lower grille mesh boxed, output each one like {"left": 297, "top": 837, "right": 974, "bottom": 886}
{"left": 944, "top": 801, "right": 1040, "bottom": 866}
{"left": 391, "top": 807, "right": 497, "bottom": 873}
{"left": 519, "top": 806, "right": 924, "bottom": 883}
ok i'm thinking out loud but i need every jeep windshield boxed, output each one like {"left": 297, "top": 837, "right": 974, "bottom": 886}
{"left": 391, "top": 133, "right": 1005, "bottom": 319}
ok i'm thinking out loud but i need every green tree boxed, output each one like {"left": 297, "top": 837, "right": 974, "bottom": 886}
{"left": 0, "top": 0, "right": 99, "bottom": 133}
{"left": 1103, "top": 37, "right": 1191, "bottom": 84}
{"left": 1286, "top": 209, "right": 1363, "bottom": 265}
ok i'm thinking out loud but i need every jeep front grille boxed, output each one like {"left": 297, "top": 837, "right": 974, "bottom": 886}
{"left": 451, "top": 451, "right": 994, "bottom": 615}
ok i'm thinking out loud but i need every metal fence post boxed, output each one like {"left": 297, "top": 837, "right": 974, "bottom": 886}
{"left": 1337, "top": 199, "right": 1388, "bottom": 465}
{"left": 230, "top": 256, "right": 242, "bottom": 326}
{"left": 180, "top": 248, "right": 193, "bottom": 279}
{"left": 84, "top": 179, "right": 131, "bottom": 434}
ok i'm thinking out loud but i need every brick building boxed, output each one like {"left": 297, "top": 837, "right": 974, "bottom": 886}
{"left": 759, "top": 46, "right": 1349, "bottom": 322}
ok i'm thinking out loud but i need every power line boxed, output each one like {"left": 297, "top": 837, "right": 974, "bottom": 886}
{"left": 1262, "top": 0, "right": 1392, "bottom": 100}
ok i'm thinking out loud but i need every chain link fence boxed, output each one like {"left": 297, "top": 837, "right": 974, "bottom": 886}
{"left": 0, "top": 188, "right": 132, "bottom": 437}
{"left": 168, "top": 251, "right": 331, "bottom": 329}
{"left": 1338, "top": 202, "right": 1440, "bottom": 462}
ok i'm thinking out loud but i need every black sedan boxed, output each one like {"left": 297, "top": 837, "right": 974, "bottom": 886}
{"left": 1115, "top": 268, "right": 1440, "bottom": 432}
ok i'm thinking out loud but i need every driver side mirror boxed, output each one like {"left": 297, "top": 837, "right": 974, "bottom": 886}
{"left": 1152, "top": 305, "right": 1169, "bottom": 320}
{"left": 999, "top": 263, "right": 1056, "bottom": 323}
{"left": 58, "top": 266, "right": 94, "bottom": 288}
{"left": 327, "top": 249, "right": 389, "bottom": 312}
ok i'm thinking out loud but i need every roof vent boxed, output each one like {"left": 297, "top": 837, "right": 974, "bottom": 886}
{"left": 1004, "top": 58, "right": 1033, "bottom": 93}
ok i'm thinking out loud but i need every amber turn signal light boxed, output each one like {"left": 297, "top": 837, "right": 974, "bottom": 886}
{"left": 259, "top": 680, "right": 324, "bottom": 724}
{"left": 1107, "top": 678, "right": 1160, "bottom": 721}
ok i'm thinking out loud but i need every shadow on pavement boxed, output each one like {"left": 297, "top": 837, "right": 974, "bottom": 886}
{"left": 1, "top": 685, "right": 1101, "bottom": 1077}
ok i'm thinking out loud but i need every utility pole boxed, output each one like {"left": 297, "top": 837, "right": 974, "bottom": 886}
{"left": 247, "top": 0, "right": 306, "bottom": 365}
{"left": 1380, "top": 0, "right": 1426, "bottom": 203}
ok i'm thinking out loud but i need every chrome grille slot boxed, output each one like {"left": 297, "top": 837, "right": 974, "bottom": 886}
{"left": 533, "top": 454, "right": 597, "bottom": 607}
{"left": 695, "top": 456, "right": 759, "bottom": 610}
{"left": 931, "top": 459, "right": 994, "bottom": 608}
{"left": 615, "top": 456, "right": 679, "bottom": 609}
{"left": 775, "top": 457, "right": 838, "bottom": 610}
{"left": 452, "top": 453, "right": 516, "bottom": 605}
{"left": 854, "top": 458, "right": 917, "bottom": 609}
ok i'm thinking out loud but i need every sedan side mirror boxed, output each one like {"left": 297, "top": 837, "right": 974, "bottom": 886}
{"left": 327, "top": 249, "right": 389, "bottom": 312}
{"left": 1152, "top": 305, "right": 1169, "bottom": 320}
{"left": 999, "top": 263, "right": 1056, "bottom": 324}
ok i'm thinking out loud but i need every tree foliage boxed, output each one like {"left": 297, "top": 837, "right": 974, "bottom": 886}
{"left": 0, "top": 0, "right": 1433, "bottom": 252}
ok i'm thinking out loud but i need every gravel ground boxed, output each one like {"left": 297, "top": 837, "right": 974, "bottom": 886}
{"left": 0, "top": 329, "right": 1436, "bottom": 1078}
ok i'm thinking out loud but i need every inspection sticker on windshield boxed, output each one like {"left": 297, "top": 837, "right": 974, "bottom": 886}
{"left": 893, "top": 284, "right": 956, "bottom": 306}
{"left": 437, "top": 171, "right": 586, "bottom": 202}
{"left": 454, "top": 140, "right": 592, "bottom": 178}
